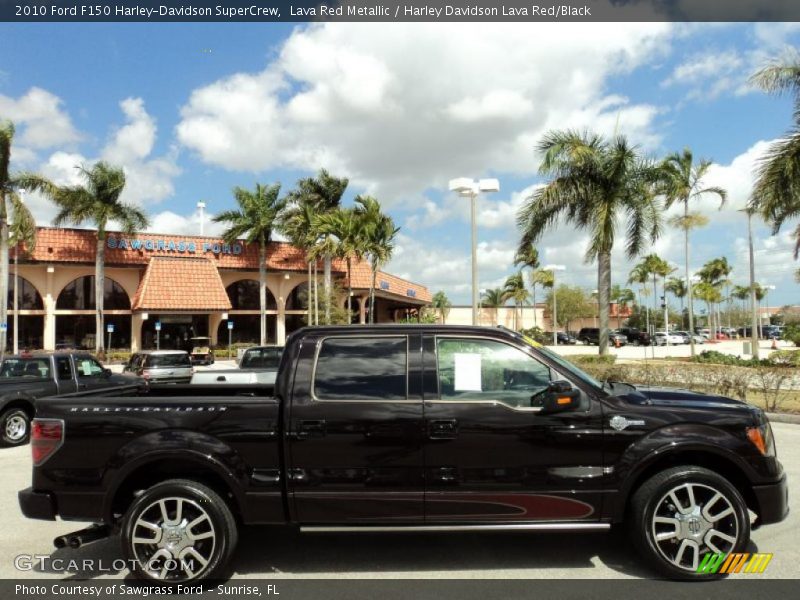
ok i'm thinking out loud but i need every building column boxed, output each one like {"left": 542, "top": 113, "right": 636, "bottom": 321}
{"left": 43, "top": 268, "right": 56, "bottom": 351}
{"left": 359, "top": 294, "right": 369, "bottom": 324}
{"left": 208, "top": 313, "right": 224, "bottom": 347}
{"left": 131, "top": 313, "right": 144, "bottom": 352}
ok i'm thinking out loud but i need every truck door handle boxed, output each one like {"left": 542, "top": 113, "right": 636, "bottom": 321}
{"left": 429, "top": 419, "right": 458, "bottom": 439}
{"left": 294, "top": 420, "right": 326, "bottom": 438}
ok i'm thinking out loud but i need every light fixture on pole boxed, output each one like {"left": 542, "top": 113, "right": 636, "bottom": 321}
{"left": 197, "top": 201, "right": 206, "bottom": 236}
{"left": 543, "top": 265, "right": 566, "bottom": 346}
{"left": 448, "top": 177, "right": 500, "bottom": 326}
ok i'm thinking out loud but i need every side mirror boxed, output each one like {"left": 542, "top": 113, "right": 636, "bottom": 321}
{"left": 103, "top": 368, "right": 112, "bottom": 377}
{"left": 540, "top": 380, "right": 581, "bottom": 414}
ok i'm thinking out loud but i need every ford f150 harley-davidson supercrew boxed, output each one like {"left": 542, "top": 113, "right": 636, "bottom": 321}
{"left": 19, "top": 326, "right": 787, "bottom": 582}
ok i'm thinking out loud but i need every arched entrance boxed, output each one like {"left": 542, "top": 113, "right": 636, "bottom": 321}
{"left": 285, "top": 281, "right": 309, "bottom": 337}
{"left": 219, "top": 279, "right": 278, "bottom": 345}
{"left": 6, "top": 276, "right": 45, "bottom": 350}
{"left": 55, "top": 276, "right": 132, "bottom": 349}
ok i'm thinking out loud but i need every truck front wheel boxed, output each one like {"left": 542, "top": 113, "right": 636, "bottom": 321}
{"left": 629, "top": 466, "right": 750, "bottom": 580}
{"left": 121, "top": 479, "right": 238, "bottom": 582}
{"left": 0, "top": 408, "right": 30, "bottom": 446}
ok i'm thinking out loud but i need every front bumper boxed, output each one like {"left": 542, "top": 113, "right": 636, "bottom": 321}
{"left": 753, "top": 474, "right": 789, "bottom": 527}
{"left": 18, "top": 487, "right": 56, "bottom": 521}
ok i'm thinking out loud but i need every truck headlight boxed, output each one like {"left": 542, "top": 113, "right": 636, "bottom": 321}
{"left": 747, "top": 423, "right": 776, "bottom": 457}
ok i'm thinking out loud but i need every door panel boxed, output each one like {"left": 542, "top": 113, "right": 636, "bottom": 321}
{"left": 423, "top": 335, "right": 605, "bottom": 522}
{"left": 287, "top": 334, "right": 425, "bottom": 523}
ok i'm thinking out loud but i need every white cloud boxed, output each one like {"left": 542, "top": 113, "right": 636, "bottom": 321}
{"left": 662, "top": 51, "right": 745, "bottom": 100}
{"left": 147, "top": 208, "right": 225, "bottom": 237}
{"left": 177, "top": 22, "right": 673, "bottom": 204}
{"left": 0, "top": 87, "right": 81, "bottom": 151}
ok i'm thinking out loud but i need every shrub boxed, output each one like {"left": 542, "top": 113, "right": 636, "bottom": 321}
{"left": 769, "top": 349, "right": 800, "bottom": 367}
{"left": 519, "top": 327, "right": 549, "bottom": 345}
{"left": 782, "top": 324, "right": 800, "bottom": 347}
{"left": 566, "top": 354, "right": 617, "bottom": 365}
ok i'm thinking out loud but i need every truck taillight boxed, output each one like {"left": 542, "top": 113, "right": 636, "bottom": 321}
{"left": 31, "top": 419, "right": 64, "bottom": 466}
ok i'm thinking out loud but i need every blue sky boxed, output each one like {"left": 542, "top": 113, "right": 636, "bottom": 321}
{"left": 1, "top": 22, "right": 799, "bottom": 307}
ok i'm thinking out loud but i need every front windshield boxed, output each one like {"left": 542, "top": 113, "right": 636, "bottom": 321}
{"left": 520, "top": 336, "right": 605, "bottom": 391}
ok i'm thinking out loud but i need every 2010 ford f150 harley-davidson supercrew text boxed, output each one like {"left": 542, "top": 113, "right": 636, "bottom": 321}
{"left": 19, "top": 326, "right": 788, "bottom": 581}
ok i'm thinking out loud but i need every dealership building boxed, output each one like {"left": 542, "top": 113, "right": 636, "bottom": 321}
{"left": 7, "top": 227, "right": 431, "bottom": 352}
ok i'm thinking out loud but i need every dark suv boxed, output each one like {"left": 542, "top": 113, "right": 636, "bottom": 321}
{"left": 617, "top": 327, "right": 651, "bottom": 346}
{"left": 578, "top": 328, "right": 626, "bottom": 346}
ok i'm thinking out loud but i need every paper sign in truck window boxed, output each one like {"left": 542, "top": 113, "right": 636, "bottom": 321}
{"left": 454, "top": 353, "right": 482, "bottom": 391}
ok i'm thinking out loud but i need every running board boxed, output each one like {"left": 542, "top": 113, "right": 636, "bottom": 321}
{"left": 301, "top": 523, "right": 611, "bottom": 533}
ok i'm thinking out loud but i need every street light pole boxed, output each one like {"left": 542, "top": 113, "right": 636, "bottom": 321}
{"left": 197, "top": 201, "right": 206, "bottom": 236}
{"left": 12, "top": 189, "right": 24, "bottom": 355}
{"left": 747, "top": 210, "right": 759, "bottom": 359}
{"left": 448, "top": 178, "right": 500, "bottom": 326}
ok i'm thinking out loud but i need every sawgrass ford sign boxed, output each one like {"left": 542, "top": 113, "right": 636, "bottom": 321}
{"left": 107, "top": 235, "right": 244, "bottom": 255}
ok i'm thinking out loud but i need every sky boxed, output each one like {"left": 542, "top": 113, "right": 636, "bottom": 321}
{"left": 1, "top": 21, "right": 799, "bottom": 308}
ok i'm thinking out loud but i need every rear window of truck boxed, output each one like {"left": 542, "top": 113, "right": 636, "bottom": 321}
{"left": 313, "top": 337, "right": 407, "bottom": 400}
{"left": 0, "top": 358, "right": 51, "bottom": 379}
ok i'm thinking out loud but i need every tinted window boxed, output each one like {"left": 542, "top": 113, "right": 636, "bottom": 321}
{"left": 146, "top": 354, "right": 192, "bottom": 368}
{"left": 313, "top": 337, "right": 407, "bottom": 400}
{"left": 0, "top": 358, "right": 51, "bottom": 379}
{"left": 241, "top": 347, "right": 283, "bottom": 369}
{"left": 56, "top": 356, "right": 73, "bottom": 380}
{"left": 436, "top": 338, "right": 551, "bottom": 408}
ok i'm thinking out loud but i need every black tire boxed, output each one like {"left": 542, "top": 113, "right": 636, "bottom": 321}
{"left": 121, "top": 479, "right": 238, "bottom": 582}
{"left": 0, "top": 407, "right": 31, "bottom": 446}
{"left": 628, "top": 465, "right": 749, "bottom": 580}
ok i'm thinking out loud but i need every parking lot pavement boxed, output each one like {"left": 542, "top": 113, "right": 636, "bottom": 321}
{"left": 550, "top": 339, "right": 793, "bottom": 361}
{"left": 0, "top": 424, "right": 796, "bottom": 580}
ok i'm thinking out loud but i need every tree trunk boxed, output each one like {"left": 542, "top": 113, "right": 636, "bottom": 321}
{"left": 259, "top": 244, "right": 267, "bottom": 345}
{"left": 307, "top": 260, "right": 312, "bottom": 326}
{"left": 323, "top": 255, "right": 332, "bottom": 324}
{"left": 652, "top": 274, "right": 658, "bottom": 332}
{"left": 95, "top": 234, "right": 105, "bottom": 355}
{"left": 598, "top": 251, "right": 611, "bottom": 355}
{"left": 532, "top": 284, "right": 537, "bottom": 327}
{"left": 313, "top": 262, "right": 319, "bottom": 325}
{"left": 684, "top": 202, "right": 696, "bottom": 356}
{"left": 346, "top": 257, "right": 353, "bottom": 324}
{"left": 0, "top": 196, "right": 8, "bottom": 358}
{"left": 370, "top": 259, "right": 378, "bottom": 324}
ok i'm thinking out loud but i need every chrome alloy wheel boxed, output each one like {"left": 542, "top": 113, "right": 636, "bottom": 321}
{"left": 651, "top": 482, "right": 739, "bottom": 572}
{"left": 130, "top": 497, "right": 216, "bottom": 580}
{"left": 5, "top": 414, "right": 27, "bottom": 442}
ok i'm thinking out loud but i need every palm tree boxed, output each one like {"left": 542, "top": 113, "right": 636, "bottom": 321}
{"left": 628, "top": 262, "right": 652, "bottom": 334}
{"left": 610, "top": 284, "right": 635, "bottom": 329}
{"left": 503, "top": 272, "right": 529, "bottom": 330}
{"left": 665, "top": 277, "right": 688, "bottom": 328}
{"left": 750, "top": 53, "right": 800, "bottom": 259}
{"left": 697, "top": 256, "right": 732, "bottom": 339}
{"left": 661, "top": 148, "right": 726, "bottom": 353}
{"left": 286, "top": 170, "right": 348, "bottom": 323}
{"left": 431, "top": 291, "right": 452, "bottom": 324}
{"left": 279, "top": 197, "right": 320, "bottom": 324}
{"left": 530, "top": 268, "right": 553, "bottom": 328}
{"left": 732, "top": 284, "right": 752, "bottom": 327}
{"left": 481, "top": 288, "right": 508, "bottom": 326}
{"left": 514, "top": 244, "right": 539, "bottom": 326}
{"left": 47, "top": 162, "right": 148, "bottom": 355}
{"left": 0, "top": 121, "right": 54, "bottom": 355}
{"left": 517, "top": 130, "right": 662, "bottom": 354}
{"left": 314, "top": 207, "right": 365, "bottom": 322}
{"left": 694, "top": 282, "right": 723, "bottom": 332}
{"left": 214, "top": 183, "right": 286, "bottom": 345}
{"left": 353, "top": 196, "right": 399, "bottom": 324}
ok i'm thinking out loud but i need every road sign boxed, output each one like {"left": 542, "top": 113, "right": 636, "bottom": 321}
{"left": 227, "top": 321, "right": 234, "bottom": 330}
{"left": 107, "top": 323, "right": 115, "bottom": 333}
{"left": 155, "top": 321, "right": 162, "bottom": 331}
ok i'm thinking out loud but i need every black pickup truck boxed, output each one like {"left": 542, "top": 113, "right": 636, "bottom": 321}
{"left": 19, "top": 326, "right": 787, "bottom": 582}
{"left": 0, "top": 352, "right": 137, "bottom": 446}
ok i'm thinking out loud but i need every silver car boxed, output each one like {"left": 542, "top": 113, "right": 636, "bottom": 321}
{"left": 124, "top": 350, "right": 193, "bottom": 384}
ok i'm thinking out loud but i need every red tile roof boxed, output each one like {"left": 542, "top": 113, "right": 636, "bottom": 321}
{"left": 27, "top": 227, "right": 431, "bottom": 305}
{"left": 132, "top": 257, "right": 232, "bottom": 311}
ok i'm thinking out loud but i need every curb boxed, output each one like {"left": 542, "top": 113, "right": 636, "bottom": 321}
{"left": 765, "top": 412, "right": 800, "bottom": 425}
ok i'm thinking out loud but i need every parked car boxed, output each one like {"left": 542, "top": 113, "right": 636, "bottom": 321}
{"left": 123, "top": 350, "right": 193, "bottom": 384}
{"left": 189, "top": 337, "right": 214, "bottom": 366}
{"left": 653, "top": 331, "right": 685, "bottom": 346}
{"left": 0, "top": 352, "right": 137, "bottom": 446}
{"left": 545, "top": 332, "right": 578, "bottom": 345}
{"left": 673, "top": 330, "right": 704, "bottom": 345}
{"left": 20, "top": 325, "right": 788, "bottom": 582}
{"left": 238, "top": 345, "right": 284, "bottom": 369}
{"left": 579, "top": 328, "right": 627, "bottom": 346}
{"left": 617, "top": 327, "right": 651, "bottom": 346}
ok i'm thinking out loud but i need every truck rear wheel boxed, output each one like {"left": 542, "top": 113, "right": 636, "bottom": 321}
{"left": 629, "top": 466, "right": 749, "bottom": 580}
{"left": 0, "top": 408, "right": 30, "bottom": 446}
{"left": 121, "top": 479, "right": 238, "bottom": 582}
